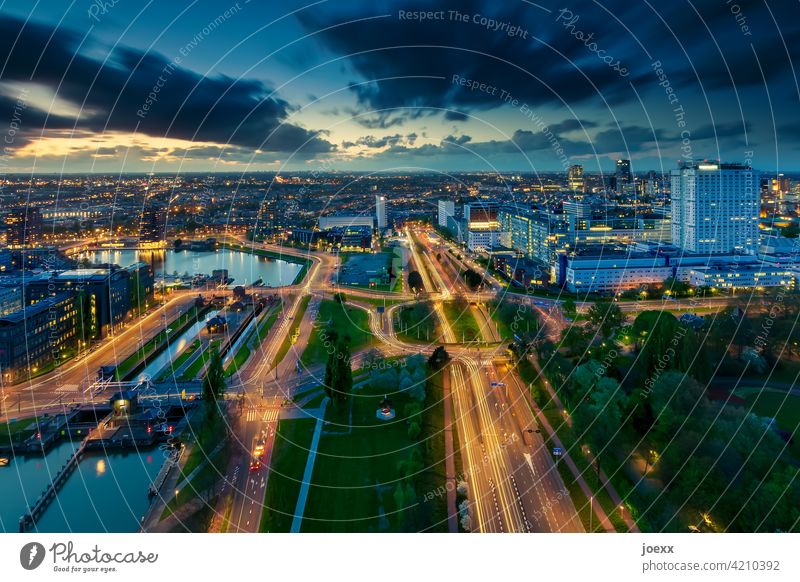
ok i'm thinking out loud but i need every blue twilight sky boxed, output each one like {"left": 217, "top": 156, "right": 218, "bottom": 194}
{"left": 0, "top": 0, "right": 797, "bottom": 175}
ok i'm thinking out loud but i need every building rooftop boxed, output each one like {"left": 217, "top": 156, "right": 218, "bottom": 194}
{"left": 0, "top": 291, "right": 74, "bottom": 325}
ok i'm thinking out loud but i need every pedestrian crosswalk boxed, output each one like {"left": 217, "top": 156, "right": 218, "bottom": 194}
{"left": 245, "top": 407, "right": 280, "bottom": 422}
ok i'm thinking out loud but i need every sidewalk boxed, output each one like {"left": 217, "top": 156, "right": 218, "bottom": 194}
{"left": 289, "top": 397, "right": 329, "bottom": 532}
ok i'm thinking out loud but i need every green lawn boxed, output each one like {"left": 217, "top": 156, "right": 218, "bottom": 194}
{"left": 299, "top": 382, "right": 444, "bottom": 532}
{"left": 271, "top": 295, "right": 311, "bottom": 369}
{"left": 301, "top": 300, "right": 374, "bottom": 365}
{"left": 224, "top": 343, "right": 252, "bottom": 377}
{"left": 489, "top": 299, "right": 539, "bottom": 340}
{"left": 738, "top": 389, "right": 800, "bottom": 458}
{"left": 395, "top": 301, "right": 439, "bottom": 343}
{"left": 179, "top": 339, "right": 221, "bottom": 381}
{"left": 157, "top": 340, "right": 201, "bottom": 381}
{"left": 442, "top": 301, "right": 482, "bottom": 343}
{"left": 0, "top": 417, "right": 40, "bottom": 446}
{"left": 259, "top": 418, "right": 317, "bottom": 532}
{"left": 348, "top": 295, "right": 405, "bottom": 309}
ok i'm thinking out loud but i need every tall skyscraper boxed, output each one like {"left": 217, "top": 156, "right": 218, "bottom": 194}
{"left": 567, "top": 164, "right": 585, "bottom": 192}
{"left": 615, "top": 159, "right": 632, "bottom": 189}
{"left": 4, "top": 207, "right": 42, "bottom": 247}
{"left": 770, "top": 174, "right": 791, "bottom": 198}
{"left": 670, "top": 162, "right": 759, "bottom": 255}
{"left": 375, "top": 195, "right": 387, "bottom": 229}
{"left": 437, "top": 199, "right": 455, "bottom": 227}
{"left": 138, "top": 207, "right": 167, "bottom": 248}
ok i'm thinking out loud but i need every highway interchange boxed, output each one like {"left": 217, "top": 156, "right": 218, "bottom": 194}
{"left": 10, "top": 230, "right": 747, "bottom": 533}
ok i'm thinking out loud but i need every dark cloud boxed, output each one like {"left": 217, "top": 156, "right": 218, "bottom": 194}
{"left": 442, "top": 134, "right": 472, "bottom": 146}
{"left": 295, "top": 0, "right": 654, "bottom": 122}
{"left": 296, "top": 0, "right": 798, "bottom": 146}
{"left": 0, "top": 14, "right": 334, "bottom": 155}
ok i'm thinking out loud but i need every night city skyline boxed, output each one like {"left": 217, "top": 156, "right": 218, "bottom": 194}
{"left": 2, "top": 3, "right": 800, "bottom": 580}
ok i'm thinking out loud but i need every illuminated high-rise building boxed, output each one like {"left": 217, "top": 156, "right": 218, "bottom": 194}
{"left": 375, "top": 195, "right": 387, "bottom": 229}
{"left": 615, "top": 159, "right": 632, "bottom": 190}
{"left": 4, "top": 207, "right": 42, "bottom": 247}
{"left": 138, "top": 207, "right": 167, "bottom": 248}
{"left": 670, "top": 162, "right": 759, "bottom": 255}
{"left": 437, "top": 199, "right": 455, "bottom": 227}
{"left": 567, "top": 164, "right": 585, "bottom": 193}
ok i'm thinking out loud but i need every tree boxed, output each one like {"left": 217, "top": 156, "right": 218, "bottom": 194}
{"left": 332, "top": 292, "right": 346, "bottom": 304}
{"left": 407, "top": 421, "right": 421, "bottom": 440}
{"left": 408, "top": 270, "right": 424, "bottom": 293}
{"left": 587, "top": 300, "right": 625, "bottom": 337}
{"left": 427, "top": 346, "right": 450, "bottom": 370}
{"left": 561, "top": 298, "right": 577, "bottom": 318}
{"left": 573, "top": 373, "right": 626, "bottom": 461}
{"left": 462, "top": 268, "right": 482, "bottom": 290}
{"left": 662, "top": 276, "right": 691, "bottom": 298}
{"left": 323, "top": 331, "right": 353, "bottom": 403}
{"left": 202, "top": 345, "right": 226, "bottom": 419}
{"left": 362, "top": 348, "right": 384, "bottom": 371}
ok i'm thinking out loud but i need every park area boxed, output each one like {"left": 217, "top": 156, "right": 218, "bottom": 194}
{"left": 301, "top": 299, "right": 375, "bottom": 365}
{"left": 260, "top": 354, "right": 448, "bottom": 532}
{"left": 395, "top": 301, "right": 439, "bottom": 343}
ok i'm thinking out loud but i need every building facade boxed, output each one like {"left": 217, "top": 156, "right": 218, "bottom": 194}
{"left": 375, "top": 195, "right": 387, "bottom": 229}
{"left": 671, "top": 162, "right": 760, "bottom": 255}
{"left": 437, "top": 200, "right": 455, "bottom": 228}
{"left": 0, "top": 292, "right": 79, "bottom": 383}
{"left": 4, "top": 207, "right": 42, "bottom": 247}
{"left": 26, "top": 268, "right": 132, "bottom": 339}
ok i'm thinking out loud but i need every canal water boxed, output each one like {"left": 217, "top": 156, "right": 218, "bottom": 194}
{"left": 0, "top": 442, "right": 165, "bottom": 532}
{"left": 140, "top": 310, "right": 219, "bottom": 379}
{"left": 79, "top": 248, "right": 302, "bottom": 287}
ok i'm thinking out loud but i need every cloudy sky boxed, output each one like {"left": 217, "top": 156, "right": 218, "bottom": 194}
{"left": 0, "top": 0, "right": 797, "bottom": 174}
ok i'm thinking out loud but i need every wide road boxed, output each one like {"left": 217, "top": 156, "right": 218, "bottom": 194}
{"left": 397, "top": 229, "right": 581, "bottom": 532}
{"left": 223, "top": 241, "right": 333, "bottom": 531}
{"left": 1, "top": 292, "right": 203, "bottom": 417}
{"left": 228, "top": 399, "right": 281, "bottom": 532}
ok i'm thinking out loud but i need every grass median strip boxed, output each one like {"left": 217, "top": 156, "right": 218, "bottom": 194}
{"left": 259, "top": 418, "right": 316, "bottom": 532}
{"left": 395, "top": 301, "right": 439, "bottom": 343}
{"left": 157, "top": 340, "right": 201, "bottom": 381}
{"left": 270, "top": 295, "right": 311, "bottom": 370}
{"left": 442, "top": 301, "right": 482, "bottom": 343}
{"left": 180, "top": 339, "right": 221, "bottom": 381}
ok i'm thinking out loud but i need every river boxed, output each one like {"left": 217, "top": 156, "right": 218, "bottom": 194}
{"left": 78, "top": 248, "right": 302, "bottom": 287}
{"left": 0, "top": 443, "right": 164, "bottom": 532}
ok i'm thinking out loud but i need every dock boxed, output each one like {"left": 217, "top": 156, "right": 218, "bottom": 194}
{"left": 19, "top": 439, "right": 87, "bottom": 532}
